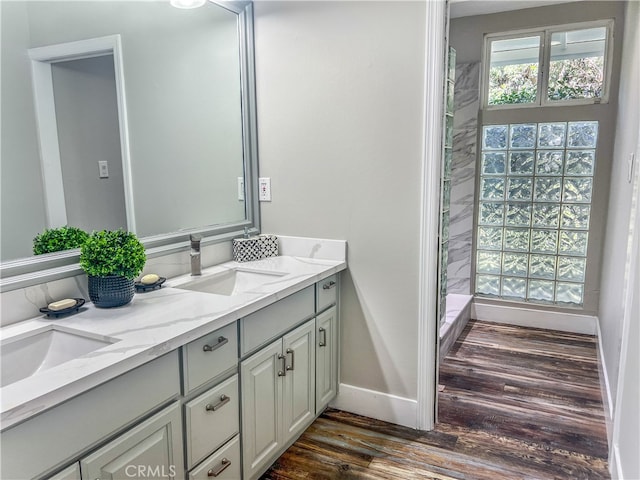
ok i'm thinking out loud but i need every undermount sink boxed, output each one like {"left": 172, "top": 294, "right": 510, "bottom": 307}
{"left": 176, "top": 268, "right": 287, "bottom": 296}
{"left": 1, "top": 327, "right": 118, "bottom": 388}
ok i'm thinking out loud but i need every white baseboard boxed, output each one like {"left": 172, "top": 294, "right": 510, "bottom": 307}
{"left": 610, "top": 444, "right": 623, "bottom": 480}
{"left": 330, "top": 383, "right": 417, "bottom": 429}
{"left": 472, "top": 302, "right": 597, "bottom": 334}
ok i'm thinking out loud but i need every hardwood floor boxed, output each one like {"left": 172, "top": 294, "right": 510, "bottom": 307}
{"left": 261, "top": 320, "right": 609, "bottom": 479}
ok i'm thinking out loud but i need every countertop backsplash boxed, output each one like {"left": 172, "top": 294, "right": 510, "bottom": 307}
{"left": 0, "top": 241, "right": 233, "bottom": 327}
{"left": 0, "top": 235, "right": 347, "bottom": 327}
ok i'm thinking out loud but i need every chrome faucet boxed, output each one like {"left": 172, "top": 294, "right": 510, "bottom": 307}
{"left": 190, "top": 234, "right": 202, "bottom": 276}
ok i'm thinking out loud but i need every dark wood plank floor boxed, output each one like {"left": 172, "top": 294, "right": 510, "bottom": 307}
{"left": 261, "top": 320, "right": 609, "bottom": 479}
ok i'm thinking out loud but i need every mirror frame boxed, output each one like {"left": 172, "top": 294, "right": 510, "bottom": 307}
{"left": 0, "top": 1, "right": 260, "bottom": 292}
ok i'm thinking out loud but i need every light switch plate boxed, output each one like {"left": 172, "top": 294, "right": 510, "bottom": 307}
{"left": 237, "top": 177, "right": 245, "bottom": 201}
{"left": 98, "top": 161, "right": 109, "bottom": 178}
{"left": 259, "top": 177, "right": 271, "bottom": 201}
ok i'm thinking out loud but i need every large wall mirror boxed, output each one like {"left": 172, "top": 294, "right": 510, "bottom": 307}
{"left": 0, "top": 0, "right": 259, "bottom": 290}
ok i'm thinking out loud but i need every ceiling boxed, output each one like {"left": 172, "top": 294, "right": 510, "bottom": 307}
{"left": 450, "top": 0, "right": 585, "bottom": 19}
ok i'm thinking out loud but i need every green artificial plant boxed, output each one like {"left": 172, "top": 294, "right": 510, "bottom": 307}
{"left": 80, "top": 229, "right": 146, "bottom": 280}
{"left": 33, "top": 226, "right": 89, "bottom": 255}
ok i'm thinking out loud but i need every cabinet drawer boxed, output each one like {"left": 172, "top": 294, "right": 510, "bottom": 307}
{"left": 240, "top": 286, "right": 314, "bottom": 356}
{"left": 183, "top": 322, "right": 237, "bottom": 393}
{"left": 185, "top": 375, "right": 239, "bottom": 469}
{"left": 188, "top": 435, "right": 240, "bottom": 480}
{"left": 316, "top": 275, "right": 338, "bottom": 312}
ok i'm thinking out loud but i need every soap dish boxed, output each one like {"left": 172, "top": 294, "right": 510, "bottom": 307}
{"left": 39, "top": 298, "right": 86, "bottom": 318}
{"left": 135, "top": 277, "right": 166, "bottom": 293}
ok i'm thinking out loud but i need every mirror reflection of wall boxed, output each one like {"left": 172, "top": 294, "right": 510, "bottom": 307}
{"left": 1, "top": 1, "right": 247, "bottom": 262}
{"left": 52, "top": 55, "right": 128, "bottom": 233}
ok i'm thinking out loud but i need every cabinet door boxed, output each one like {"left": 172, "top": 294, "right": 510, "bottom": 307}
{"left": 316, "top": 306, "right": 338, "bottom": 413}
{"left": 45, "top": 463, "right": 81, "bottom": 480}
{"left": 241, "top": 339, "right": 283, "bottom": 480}
{"left": 282, "top": 319, "right": 316, "bottom": 443}
{"left": 80, "top": 402, "right": 184, "bottom": 480}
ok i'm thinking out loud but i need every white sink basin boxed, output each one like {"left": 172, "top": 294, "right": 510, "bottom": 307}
{"left": 1, "top": 327, "right": 118, "bottom": 388}
{"left": 176, "top": 268, "right": 287, "bottom": 296}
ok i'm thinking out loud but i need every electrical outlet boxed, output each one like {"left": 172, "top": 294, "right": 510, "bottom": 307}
{"left": 259, "top": 177, "right": 271, "bottom": 201}
{"left": 237, "top": 177, "right": 245, "bottom": 201}
{"left": 98, "top": 161, "right": 109, "bottom": 178}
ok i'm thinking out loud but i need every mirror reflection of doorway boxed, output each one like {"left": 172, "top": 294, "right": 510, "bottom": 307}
{"left": 51, "top": 54, "right": 127, "bottom": 232}
{"left": 29, "top": 35, "right": 134, "bottom": 234}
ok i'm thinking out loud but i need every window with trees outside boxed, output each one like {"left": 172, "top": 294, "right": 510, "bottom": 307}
{"left": 475, "top": 20, "right": 612, "bottom": 307}
{"left": 484, "top": 21, "right": 613, "bottom": 108}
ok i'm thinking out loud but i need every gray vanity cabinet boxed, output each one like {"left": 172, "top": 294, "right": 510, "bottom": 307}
{"left": 315, "top": 305, "right": 338, "bottom": 414}
{"left": 241, "top": 319, "right": 316, "bottom": 480}
{"left": 10, "top": 275, "right": 340, "bottom": 480}
{"left": 80, "top": 402, "right": 184, "bottom": 480}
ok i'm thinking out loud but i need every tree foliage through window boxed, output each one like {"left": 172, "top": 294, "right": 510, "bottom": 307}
{"left": 489, "top": 64, "right": 538, "bottom": 105}
{"left": 548, "top": 57, "right": 604, "bottom": 101}
{"left": 486, "top": 24, "right": 609, "bottom": 106}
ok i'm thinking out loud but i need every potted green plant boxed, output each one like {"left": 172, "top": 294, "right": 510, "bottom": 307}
{"left": 80, "top": 229, "right": 146, "bottom": 308}
{"left": 33, "top": 226, "right": 89, "bottom": 255}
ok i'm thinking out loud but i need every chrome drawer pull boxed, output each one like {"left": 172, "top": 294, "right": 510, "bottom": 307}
{"left": 285, "top": 348, "right": 295, "bottom": 371}
{"left": 205, "top": 394, "right": 230, "bottom": 412}
{"left": 319, "top": 327, "right": 327, "bottom": 347}
{"left": 203, "top": 336, "right": 228, "bottom": 352}
{"left": 207, "top": 458, "right": 231, "bottom": 477}
{"left": 322, "top": 280, "right": 336, "bottom": 290}
{"left": 277, "top": 353, "right": 286, "bottom": 377}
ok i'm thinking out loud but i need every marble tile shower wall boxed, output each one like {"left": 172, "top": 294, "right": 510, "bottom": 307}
{"left": 447, "top": 62, "right": 480, "bottom": 295}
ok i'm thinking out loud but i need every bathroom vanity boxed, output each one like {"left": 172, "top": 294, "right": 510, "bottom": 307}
{"left": 0, "top": 251, "right": 345, "bottom": 480}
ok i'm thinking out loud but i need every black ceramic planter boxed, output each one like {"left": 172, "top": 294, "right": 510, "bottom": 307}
{"left": 88, "top": 275, "right": 135, "bottom": 308}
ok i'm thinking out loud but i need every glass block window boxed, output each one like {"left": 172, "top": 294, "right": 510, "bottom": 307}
{"left": 475, "top": 121, "right": 598, "bottom": 306}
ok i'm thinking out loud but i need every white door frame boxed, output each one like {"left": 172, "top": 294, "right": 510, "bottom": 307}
{"left": 29, "top": 34, "right": 136, "bottom": 232}
{"left": 610, "top": 126, "right": 640, "bottom": 477}
{"left": 417, "top": 0, "right": 447, "bottom": 431}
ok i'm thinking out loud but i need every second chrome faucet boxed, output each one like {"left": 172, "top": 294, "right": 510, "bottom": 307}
{"left": 190, "top": 234, "right": 202, "bottom": 276}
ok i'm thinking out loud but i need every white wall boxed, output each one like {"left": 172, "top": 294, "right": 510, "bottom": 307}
{"left": 254, "top": 1, "right": 427, "bottom": 405}
{"left": 600, "top": 1, "right": 640, "bottom": 477}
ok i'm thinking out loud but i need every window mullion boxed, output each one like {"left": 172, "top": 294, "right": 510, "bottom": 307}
{"left": 539, "top": 31, "right": 551, "bottom": 107}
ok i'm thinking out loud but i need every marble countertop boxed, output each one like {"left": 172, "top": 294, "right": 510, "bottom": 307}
{"left": 0, "top": 252, "right": 346, "bottom": 430}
